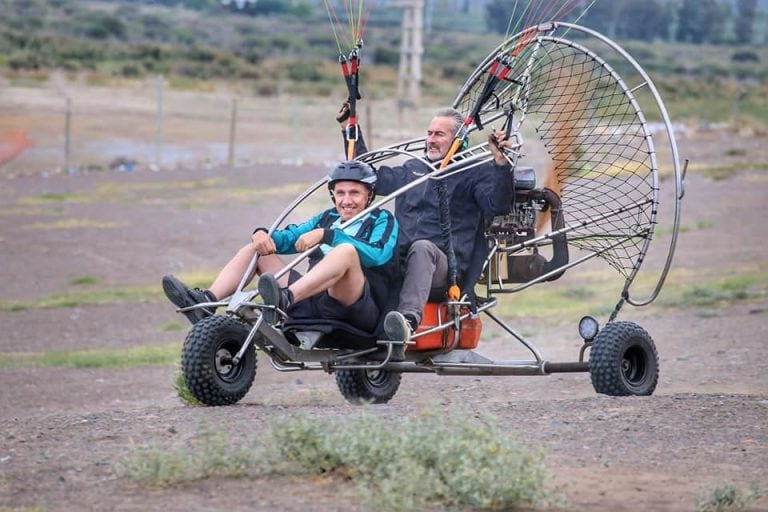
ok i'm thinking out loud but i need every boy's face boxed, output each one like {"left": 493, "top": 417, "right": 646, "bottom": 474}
{"left": 332, "top": 181, "right": 370, "bottom": 221}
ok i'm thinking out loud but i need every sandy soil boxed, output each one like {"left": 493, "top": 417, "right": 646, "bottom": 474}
{"left": 1, "top": 88, "right": 768, "bottom": 511}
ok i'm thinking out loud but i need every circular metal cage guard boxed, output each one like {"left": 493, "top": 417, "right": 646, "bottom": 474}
{"left": 452, "top": 22, "right": 683, "bottom": 307}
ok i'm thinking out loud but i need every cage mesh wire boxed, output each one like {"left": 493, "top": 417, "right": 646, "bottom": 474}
{"left": 453, "top": 30, "right": 657, "bottom": 280}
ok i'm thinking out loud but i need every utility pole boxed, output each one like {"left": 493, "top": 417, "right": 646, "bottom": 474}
{"left": 393, "top": 0, "right": 424, "bottom": 133}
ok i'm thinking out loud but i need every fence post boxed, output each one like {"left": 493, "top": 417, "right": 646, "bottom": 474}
{"left": 64, "top": 97, "right": 72, "bottom": 172}
{"left": 228, "top": 98, "right": 237, "bottom": 168}
{"left": 292, "top": 97, "right": 302, "bottom": 163}
{"left": 155, "top": 74, "right": 164, "bottom": 169}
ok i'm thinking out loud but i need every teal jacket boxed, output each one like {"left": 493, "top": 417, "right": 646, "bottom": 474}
{"left": 269, "top": 207, "right": 400, "bottom": 312}
{"left": 271, "top": 207, "right": 399, "bottom": 269}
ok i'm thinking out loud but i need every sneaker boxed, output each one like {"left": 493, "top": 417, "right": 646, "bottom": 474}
{"left": 257, "top": 273, "right": 293, "bottom": 325}
{"left": 383, "top": 311, "right": 418, "bottom": 362}
{"left": 384, "top": 311, "right": 417, "bottom": 341}
{"left": 161, "top": 274, "right": 216, "bottom": 325}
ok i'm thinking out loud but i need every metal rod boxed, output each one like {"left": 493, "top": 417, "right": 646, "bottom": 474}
{"left": 483, "top": 309, "right": 543, "bottom": 362}
{"left": 232, "top": 315, "right": 265, "bottom": 365}
{"left": 542, "top": 361, "right": 590, "bottom": 373}
{"left": 431, "top": 362, "right": 542, "bottom": 376}
{"left": 501, "top": 198, "right": 653, "bottom": 254}
{"left": 488, "top": 234, "right": 646, "bottom": 294}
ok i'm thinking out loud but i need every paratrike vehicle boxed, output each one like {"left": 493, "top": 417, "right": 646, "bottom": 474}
{"left": 175, "top": 21, "right": 686, "bottom": 406}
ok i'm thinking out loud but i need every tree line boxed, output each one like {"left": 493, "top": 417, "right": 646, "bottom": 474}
{"left": 34, "top": 0, "right": 766, "bottom": 46}
{"left": 486, "top": 0, "right": 765, "bottom": 45}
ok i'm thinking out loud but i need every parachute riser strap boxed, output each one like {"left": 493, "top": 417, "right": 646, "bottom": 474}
{"left": 340, "top": 47, "right": 362, "bottom": 160}
{"left": 444, "top": 51, "right": 514, "bottom": 167}
{"left": 435, "top": 178, "right": 460, "bottom": 302}
{"left": 471, "top": 54, "right": 514, "bottom": 131}
{"left": 436, "top": 121, "right": 471, "bottom": 302}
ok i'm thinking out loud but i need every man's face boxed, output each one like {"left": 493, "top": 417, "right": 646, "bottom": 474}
{"left": 332, "top": 181, "right": 370, "bottom": 221}
{"left": 425, "top": 116, "right": 457, "bottom": 161}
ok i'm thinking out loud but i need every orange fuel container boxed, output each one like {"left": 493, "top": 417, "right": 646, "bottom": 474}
{"left": 409, "top": 302, "right": 482, "bottom": 351}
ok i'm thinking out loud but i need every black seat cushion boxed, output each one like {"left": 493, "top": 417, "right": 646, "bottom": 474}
{"left": 282, "top": 317, "right": 378, "bottom": 350}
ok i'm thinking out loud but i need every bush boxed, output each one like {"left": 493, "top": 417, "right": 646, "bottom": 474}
{"left": 269, "top": 407, "right": 553, "bottom": 511}
{"left": 175, "top": 62, "right": 211, "bottom": 80}
{"left": 696, "top": 483, "right": 766, "bottom": 512}
{"left": 238, "top": 48, "right": 264, "bottom": 66}
{"left": 254, "top": 80, "right": 279, "bottom": 96}
{"left": 139, "top": 14, "right": 174, "bottom": 41}
{"left": 114, "top": 426, "right": 259, "bottom": 485}
{"left": 186, "top": 46, "right": 218, "bottom": 63}
{"left": 120, "top": 62, "right": 143, "bottom": 78}
{"left": 441, "top": 63, "right": 474, "bottom": 81}
{"left": 285, "top": 61, "right": 323, "bottom": 82}
{"left": 8, "top": 51, "right": 49, "bottom": 71}
{"left": 731, "top": 50, "right": 759, "bottom": 63}
{"left": 76, "top": 12, "right": 127, "bottom": 40}
{"left": 174, "top": 368, "right": 201, "bottom": 406}
{"left": 115, "top": 405, "right": 555, "bottom": 511}
{"left": 373, "top": 46, "right": 399, "bottom": 66}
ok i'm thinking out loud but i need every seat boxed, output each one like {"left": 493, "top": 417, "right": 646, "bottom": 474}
{"left": 281, "top": 317, "right": 380, "bottom": 350}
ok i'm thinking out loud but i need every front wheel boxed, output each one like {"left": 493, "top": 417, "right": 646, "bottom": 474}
{"left": 589, "top": 321, "right": 658, "bottom": 396}
{"left": 336, "top": 369, "right": 402, "bottom": 405}
{"left": 181, "top": 315, "right": 257, "bottom": 406}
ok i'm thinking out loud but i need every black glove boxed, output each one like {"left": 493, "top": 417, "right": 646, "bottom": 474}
{"left": 336, "top": 101, "right": 350, "bottom": 124}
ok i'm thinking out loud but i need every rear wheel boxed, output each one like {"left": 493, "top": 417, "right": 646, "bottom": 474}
{"left": 335, "top": 369, "right": 402, "bottom": 404}
{"left": 589, "top": 321, "right": 658, "bottom": 396}
{"left": 181, "top": 315, "right": 256, "bottom": 406}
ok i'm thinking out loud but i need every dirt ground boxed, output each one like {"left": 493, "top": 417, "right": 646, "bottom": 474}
{"left": 1, "top": 87, "right": 768, "bottom": 511}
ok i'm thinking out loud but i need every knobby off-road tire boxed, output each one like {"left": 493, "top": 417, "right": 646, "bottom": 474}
{"left": 589, "top": 321, "right": 659, "bottom": 396}
{"left": 181, "top": 315, "right": 256, "bottom": 406}
{"left": 336, "top": 369, "right": 402, "bottom": 405}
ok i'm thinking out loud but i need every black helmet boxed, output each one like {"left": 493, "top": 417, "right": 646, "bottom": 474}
{"left": 327, "top": 160, "right": 377, "bottom": 191}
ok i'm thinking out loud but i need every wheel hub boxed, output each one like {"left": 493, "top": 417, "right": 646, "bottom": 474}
{"left": 215, "top": 348, "right": 234, "bottom": 375}
{"left": 622, "top": 346, "right": 646, "bottom": 384}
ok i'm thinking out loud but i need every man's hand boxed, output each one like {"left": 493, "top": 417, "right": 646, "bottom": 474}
{"left": 251, "top": 230, "right": 276, "bottom": 255}
{"left": 336, "top": 101, "right": 350, "bottom": 126}
{"left": 488, "top": 129, "right": 513, "bottom": 166}
{"left": 294, "top": 228, "right": 325, "bottom": 252}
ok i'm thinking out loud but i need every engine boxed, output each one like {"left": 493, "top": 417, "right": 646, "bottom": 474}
{"left": 483, "top": 166, "right": 569, "bottom": 284}
{"left": 486, "top": 167, "right": 540, "bottom": 245}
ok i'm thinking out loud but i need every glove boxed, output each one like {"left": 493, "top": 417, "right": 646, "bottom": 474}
{"left": 336, "top": 101, "right": 350, "bottom": 124}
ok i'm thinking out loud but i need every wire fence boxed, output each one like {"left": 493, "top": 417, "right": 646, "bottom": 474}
{"left": 0, "top": 75, "right": 431, "bottom": 176}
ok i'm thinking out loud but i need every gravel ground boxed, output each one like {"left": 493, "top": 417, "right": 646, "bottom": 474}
{"left": 1, "top": 125, "right": 767, "bottom": 511}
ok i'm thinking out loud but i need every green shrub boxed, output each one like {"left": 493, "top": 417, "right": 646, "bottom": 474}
{"left": 269, "top": 408, "right": 552, "bottom": 511}
{"left": 120, "top": 62, "right": 143, "bottom": 78}
{"left": 114, "top": 426, "right": 260, "bottom": 485}
{"left": 174, "top": 368, "right": 201, "bottom": 406}
{"left": 238, "top": 48, "right": 264, "bottom": 65}
{"left": 115, "top": 406, "right": 554, "bottom": 510}
{"left": 186, "top": 46, "right": 218, "bottom": 63}
{"left": 75, "top": 11, "right": 127, "bottom": 40}
{"left": 696, "top": 483, "right": 766, "bottom": 512}
{"left": 731, "top": 50, "right": 759, "bottom": 63}
{"left": 285, "top": 61, "right": 323, "bottom": 82}
{"left": 373, "top": 45, "right": 399, "bottom": 66}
